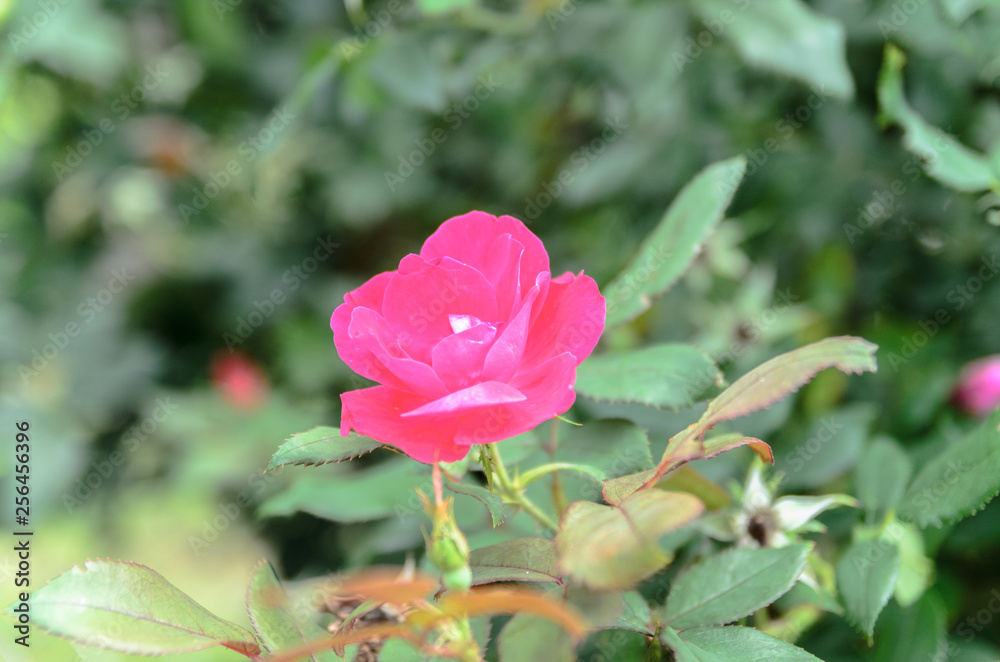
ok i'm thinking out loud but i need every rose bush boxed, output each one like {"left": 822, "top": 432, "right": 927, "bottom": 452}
{"left": 331, "top": 211, "right": 606, "bottom": 462}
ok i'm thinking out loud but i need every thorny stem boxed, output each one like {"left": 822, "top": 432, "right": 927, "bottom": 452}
{"left": 485, "top": 443, "right": 559, "bottom": 533}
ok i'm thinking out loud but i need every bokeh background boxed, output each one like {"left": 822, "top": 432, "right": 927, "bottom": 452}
{"left": 2, "top": 0, "right": 1000, "bottom": 660}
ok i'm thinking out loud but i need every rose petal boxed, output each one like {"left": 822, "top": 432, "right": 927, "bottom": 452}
{"left": 343, "top": 307, "right": 448, "bottom": 397}
{"left": 382, "top": 258, "right": 499, "bottom": 363}
{"left": 480, "top": 277, "right": 544, "bottom": 384}
{"left": 342, "top": 271, "right": 394, "bottom": 313}
{"left": 340, "top": 386, "right": 468, "bottom": 463}
{"left": 522, "top": 271, "right": 605, "bottom": 368}
{"left": 454, "top": 352, "right": 578, "bottom": 445}
{"left": 401, "top": 381, "right": 526, "bottom": 418}
{"left": 420, "top": 211, "right": 549, "bottom": 304}
{"left": 431, "top": 322, "right": 497, "bottom": 390}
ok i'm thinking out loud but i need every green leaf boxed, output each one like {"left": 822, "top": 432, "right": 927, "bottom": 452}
{"left": 891, "top": 521, "right": 933, "bottom": 607}
{"left": 259, "top": 458, "right": 430, "bottom": 523}
{"left": 445, "top": 477, "right": 506, "bottom": 527}
{"left": 469, "top": 537, "right": 563, "bottom": 586}
{"left": 604, "top": 157, "right": 747, "bottom": 327}
{"left": 498, "top": 613, "right": 575, "bottom": 662}
{"left": 873, "top": 594, "right": 947, "bottom": 662}
{"left": 691, "top": 0, "right": 854, "bottom": 101}
{"left": 576, "top": 344, "right": 721, "bottom": 409}
{"left": 555, "top": 490, "right": 704, "bottom": 590}
{"left": 663, "top": 544, "right": 811, "bottom": 629}
{"left": 602, "top": 469, "right": 657, "bottom": 506}
{"left": 613, "top": 591, "right": 654, "bottom": 635}
{"left": 246, "top": 560, "right": 339, "bottom": 660}
{"left": 780, "top": 404, "right": 876, "bottom": 490}
{"left": 877, "top": 44, "right": 999, "bottom": 193}
{"left": 836, "top": 538, "right": 901, "bottom": 637}
{"left": 897, "top": 408, "right": 1000, "bottom": 527}
{"left": 267, "top": 427, "right": 386, "bottom": 471}
{"left": 22, "top": 560, "right": 260, "bottom": 657}
{"left": 856, "top": 437, "right": 913, "bottom": 517}
{"left": 699, "top": 336, "right": 878, "bottom": 431}
{"left": 671, "top": 625, "right": 823, "bottom": 661}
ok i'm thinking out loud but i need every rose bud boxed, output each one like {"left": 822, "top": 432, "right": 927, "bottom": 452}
{"left": 952, "top": 355, "right": 1000, "bottom": 418}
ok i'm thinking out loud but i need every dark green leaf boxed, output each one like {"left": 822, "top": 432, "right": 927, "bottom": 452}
{"left": 855, "top": 437, "right": 913, "bottom": 517}
{"left": 604, "top": 157, "right": 747, "bottom": 326}
{"left": 469, "top": 537, "right": 562, "bottom": 586}
{"left": 267, "top": 427, "right": 386, "bottom": 471}
{"left": 23, "top": 560, "right": 260, "bottom": 657}
{"left": 836, "top": 538, "right": 901, "bottom": 636}
{"left": 259, "top": 458, "right": 430, "bottom": 523}
{"left": 897, "top": 408, "right": 1000, "bottom": 527}
{"left": 663, "top": 544, "right": 810, "bottom": 629}
{"left": 576, "top": 344, "right": 720, "bottom": 409}
{"left": 873, "top": 594, "right": 947, "bottom": 662}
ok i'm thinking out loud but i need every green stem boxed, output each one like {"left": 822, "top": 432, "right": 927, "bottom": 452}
{"left": 518, "top": 462, "right": 603, "bottom": 487}
{"left": 487, "top": 443, "right": 559, "bottom": 533}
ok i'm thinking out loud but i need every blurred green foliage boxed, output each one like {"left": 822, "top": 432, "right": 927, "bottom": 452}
{"left": 2, "top": 0, "right": 1000, "bottom": 660}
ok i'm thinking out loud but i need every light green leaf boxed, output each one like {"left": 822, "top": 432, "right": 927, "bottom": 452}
{"left": 897, "top": 408, "right": 1000, "bottom": 527}
{"left": 691, "top": 0, "right": 854, "bottom": 100}
{"left": 260, "top": 458, "right": 430, "bottom": 523}
{"left": 877, "top": 44, "right": 999, "bottom": 193}
{"left": 246, "top": 560, "right": 339, "bottom": 660}
{"left": 663, "top": 544, "right": 811, "bottom": 629}
{"left": 836, "top": 538, "right": 901, "bottom": 637}
{"left": 498, "top": 613, "right": 574, "bottom": 662}
{"left": 267, "top": 427, "right": 386, "bottom": 471}
{"left": 555, "top": 490, "right": 704, "bottom": 590}
{"left": 699, "top": 336, "right": 878, "bottom": 431}
{"left": 21, "top": 560, "right": 260, "bottom": 657}
{"left": 613, "top": 591, "right": 653, "bottom": 635}
{"left": 576, "top": 344, "right": 721, "bottom": 409}
{"left": 892, "top": 522, "right": 933, "bottom": 607}
{"left": 469, "top": 537, "right": 562, "bottom": 586}
{"left": 856, "top": 437, "right": 913, "bottom": 517}
{"left": 604, "top": 157, "right": 747, "bottom": 327}
{"left": 672, "top": 625, "right": 824, "bottom": 661}
{"left": 445, "top": 477, "right": 506, "bottom": 527}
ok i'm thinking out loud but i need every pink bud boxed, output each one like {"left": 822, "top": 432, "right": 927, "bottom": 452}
{"left": 211, "top": 351, "right": 268, "bottom": 410}
{"left": 952, "top": 355, "right": 1000, "bottom": 417}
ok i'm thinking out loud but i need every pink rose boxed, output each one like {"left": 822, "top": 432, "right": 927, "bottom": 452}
{"left": 331, "top": 211, "right": 606, "bottom": 463}
{"left": 952, "top": 355, "right": 1000, "bottom": 418}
